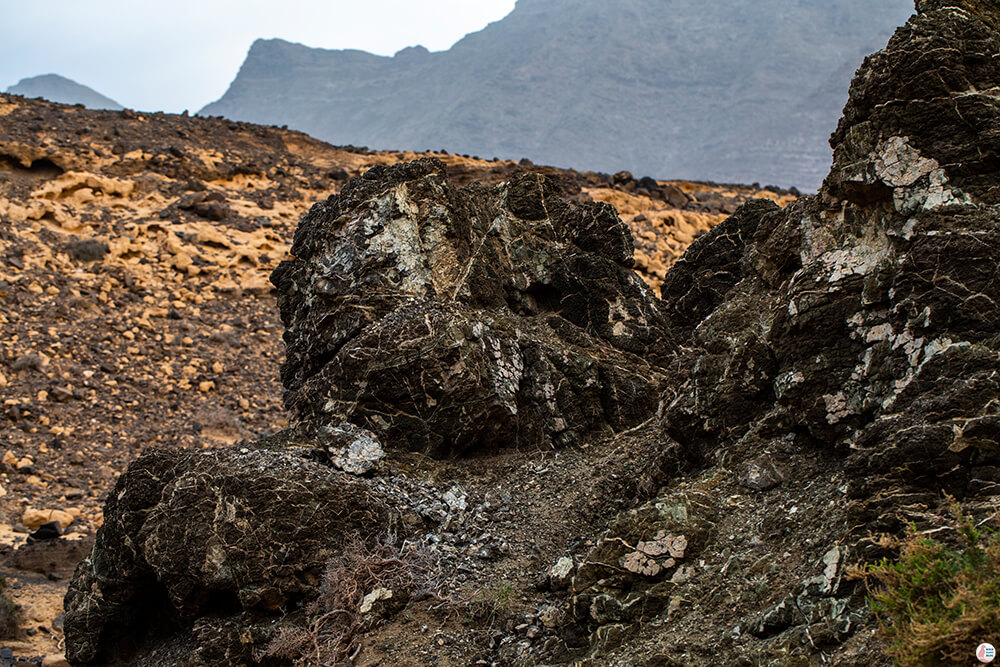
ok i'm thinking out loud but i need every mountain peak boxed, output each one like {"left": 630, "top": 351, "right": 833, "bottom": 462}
{"left": 200, "top": 0, "right": 914, "bottom": 189}
{"left": 394, "top": 45, "right": 431, "bottom": 59}
{"left": 5, "top": 74, "right": 123, "bottom": 111}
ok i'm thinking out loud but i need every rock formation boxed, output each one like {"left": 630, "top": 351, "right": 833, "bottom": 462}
{"left": 0, "top": 91, "right": 766, "bottom": 659}
{"left": 666, "top": 0, "right": 1000, "bottom": 496}
{"left": 64, "top": 448, "right": 395, "bottom": 663}
{"left": 271, "top": 159, "right": 671, "bottom": 456}
{"left": 201, "top": 0, "right": 915, "bottom": 189}
{"left": 62, "top": 0, "right": 1000, "bottom": 664}
{"left": 0, "top": 87, "right": 782, "bottom": 662}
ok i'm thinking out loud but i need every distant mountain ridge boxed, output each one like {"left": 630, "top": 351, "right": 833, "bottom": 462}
{"left": 201, "top": 0, "right": 914, "bottom": 189}
{"left": 6, "top": 74, "right": 123, "bottom": 111}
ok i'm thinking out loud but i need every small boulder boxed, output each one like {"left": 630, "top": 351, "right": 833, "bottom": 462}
{"left": 272, "top": 159, "right": 671, "bottom": 457}
{"left": 27, "top": 521, "right": 62, "bottom": 543}
{"left": 21, "top": 508, "right": 73, "bottom": 531}
{"left": 738, "top": 455, "right": 785, "bottom": 492}
{"left": 65, "top": 239, "right": 109, "bottom": 262}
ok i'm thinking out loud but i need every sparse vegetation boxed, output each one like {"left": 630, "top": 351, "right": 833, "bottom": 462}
{"left": 483, "top": 581, "right": 514, "bottom": 614}
{"left": 465, "top": 580, "right": 515, "bottom": 628}
{"left": 260, "top": 535, "right": 445, "bottom": 665}
{"left": 854, "top": 502, "right": 1000, "bottom": 666}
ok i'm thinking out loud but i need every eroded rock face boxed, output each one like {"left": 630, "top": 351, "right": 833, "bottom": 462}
{"left": 271, "top": 158, "right": 671, "bottom": 456}
{"left": 575, "top": 3, "right": 1000, "bottom": 660}
{"left": 666, "top": 0, "right": 1000, "bottom": 520}
{"left": 63, "top": 447, "right": 394, "bottom": 664}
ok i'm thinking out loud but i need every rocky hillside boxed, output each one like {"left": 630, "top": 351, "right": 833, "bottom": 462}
{"left": 5, "top": 75, "right": 123, "bottom": 111}
{"left": 58, "top": 0, "right": 1000, "bottom": 665}
{"left": 0, "top": 92, "right": 784, "bottom": 662}
{"left": 200, "top": 0, "right": 914, "bottom": 190}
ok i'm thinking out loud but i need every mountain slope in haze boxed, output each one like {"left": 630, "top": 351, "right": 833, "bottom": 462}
{"left": 6, "top": 74, "right": 123, "bottom": 110}
{"left": 201, "top": 0, "right": 914, "bottom": 189}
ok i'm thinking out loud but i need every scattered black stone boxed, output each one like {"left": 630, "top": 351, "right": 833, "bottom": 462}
{"left": 27, "top": 522, "right": 62, "bottom": 544}
{"left": 65, "top": 239, "right": 109, "bottom": 262}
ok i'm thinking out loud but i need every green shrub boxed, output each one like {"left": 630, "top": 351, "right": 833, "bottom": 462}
{"left": 856, "top": 504, "right": 1000, "bottom": 665}
{"left": 466, "top": 580, "right": 514, "bottom": 627}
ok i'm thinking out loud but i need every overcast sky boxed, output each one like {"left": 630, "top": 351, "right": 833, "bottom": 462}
{"left": 0, "top": 0, "right": 517, "bottom": 113}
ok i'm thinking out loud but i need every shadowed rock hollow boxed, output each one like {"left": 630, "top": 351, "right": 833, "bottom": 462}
{"left": 63, "top": 1, "right": 1000, "bottom": 664}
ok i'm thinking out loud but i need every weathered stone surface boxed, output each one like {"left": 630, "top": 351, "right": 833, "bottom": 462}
{"left": 618, "top": 3, "right": 1000, "bottom": 657}
{"left": 271, "top": 158, "right": 671, "bottom": 456}
{"left": 738, "top": 454, "right": 785, "bottom": 492}
{"left": 660, "top": 198, "right": 780, "bottom": 336}
{"left": 63, "top": 447, "right": 393, "bottom": 664}
{"left": 665, "top": 0, "right": 1000, "bottom": 494}
{"left": 568, "top": 492, "right": 714, "bottom": 658}
{"left": 62, "top": 2, "right": 1000, "bottom": 665}
{"left": 58, "top": 159, "right": 672, "bottom": 665}
{"left": 317, "top": 422, "right": 386, "bottom": 475}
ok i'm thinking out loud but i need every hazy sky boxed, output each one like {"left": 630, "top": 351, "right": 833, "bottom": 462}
{"left": 0, "top": 1, "right": 517, "bottom": 113}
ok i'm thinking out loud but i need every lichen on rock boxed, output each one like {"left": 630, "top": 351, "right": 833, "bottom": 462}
{"left": 271, "top": 158, "right": 672, "bottom": 456}
{"left": 666, "top": 0, "right": 1000, "bottom": 489}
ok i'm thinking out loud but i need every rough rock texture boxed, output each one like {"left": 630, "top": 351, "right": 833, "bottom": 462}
{"left": 666, "top": 0, "right": 1000, "bottom": 493}
{"left": 64, "top": 447, "right": 393, "bottom": 664}
{"left": 63, "top": 1, "right": 1000, "bottom": 665}
{"left": 0, "top": 90, "right": 771, "bottom": 660}
{"left": 568, "top": 2, "right": 1000, "bottom": 662}
{"left": 271, "top": 158, "right": 672, "bottom": 456}
{"left": 658, "top": 198, "right": 782, "bottom": 336}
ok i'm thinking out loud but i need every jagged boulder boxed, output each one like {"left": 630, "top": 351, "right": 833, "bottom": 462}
{"left": 63, "top": 161, "right": 674, "bottom": 663}
{"left": 63, "top": 447, "right": 395, "bottom": 664}
{"left": 665, "top": 0, "right": 1000, "bottom": 518}
{"left": 659, "top": 198, "right": 782, "bottom": 336}
{"left": 570, "top": 3, "right": 1000, "bottom": 660}
{"left": 271, "top": 158, "right": 671, "bottom": 456}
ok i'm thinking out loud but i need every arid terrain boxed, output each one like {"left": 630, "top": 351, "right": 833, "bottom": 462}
{"left": 0, "top": 92, "right": 792, "bottom": 663}
{"left": 4, "top": 2, "right": 1000, "bottom": 665}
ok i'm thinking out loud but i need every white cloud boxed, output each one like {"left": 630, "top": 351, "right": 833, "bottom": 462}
{"left": 0, "top": 0, "right": 516, "bottom": 112}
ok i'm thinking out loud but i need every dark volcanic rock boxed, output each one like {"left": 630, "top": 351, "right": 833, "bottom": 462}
{"left": 63, "top": 2, "right": 1000, "bottom": 665}
{"left": 64, "top": 447, "right": 393, "bottom": 664}
{"left": 65, "top": 238, "right": 110, "bottom": 263}
{"left": 63, "top": 158, "right": 673, "bottom": 663}
{"left": 665, "top": 0, "right": 1000, "bottom": 516}
{"left": 271, "top": 158, "right": 671, "bottom": 456}
{"left": 176, "top": 191, "right": 232, "bottom": 221}
{"left": 659, "top": 198, "right": 781, "bottom": 336}
{"left": 582, "top": 1, "right": 1000, "bottom": 660}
